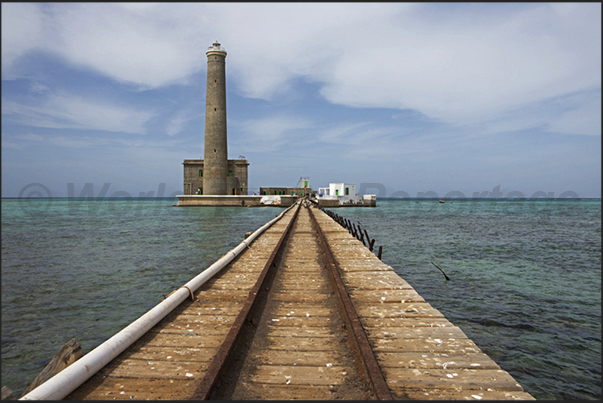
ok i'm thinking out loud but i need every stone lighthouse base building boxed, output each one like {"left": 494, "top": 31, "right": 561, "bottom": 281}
{"left": 182, "top": 159, "right": 249, "bottom": 196}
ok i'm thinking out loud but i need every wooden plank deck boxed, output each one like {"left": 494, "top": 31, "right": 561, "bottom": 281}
{"left": 60, "top": 202, "right": 534, "bottom": 400}
{"left": 222, "top": 205, "right": 376, "bottom": 400}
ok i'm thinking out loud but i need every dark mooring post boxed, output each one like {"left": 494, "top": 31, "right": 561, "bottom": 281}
{"left": 363, "top": 229, "right": 371, "bottom": 246}
{"left": 431, "top": 262, "right": 451, "bottom": 281}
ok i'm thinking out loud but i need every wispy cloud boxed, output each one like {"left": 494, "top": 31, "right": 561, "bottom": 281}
{"left": 0, "top": 3, "right": 45, "bottom": 73}
{"left": 2, "top": 3, "right": 207, "bottom": 88}
{"left": 2, "top": 93, "right": 154, "bottom": 134}
{"left": 165, "top": 108, "right": 200, "bottom": 137}
{"left": 235, "top": 115, "right": 314, "bottom": 152}
{"left": 315, "top": 3, "right": 601, "bottom": 127}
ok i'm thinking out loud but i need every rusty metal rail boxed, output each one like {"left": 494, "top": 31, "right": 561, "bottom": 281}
{"left": 307, "top": 204, "right": 393, "bottom": 400}
{"left": 191, "top": 202, "right": 302, "bottom": 399}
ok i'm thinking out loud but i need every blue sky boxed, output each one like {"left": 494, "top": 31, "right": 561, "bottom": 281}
{"left": 2, "top": 3, "right": 601, "bottom": 198}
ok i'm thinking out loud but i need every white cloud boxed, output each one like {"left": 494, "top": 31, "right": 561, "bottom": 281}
{"left": 1, "top": 3, "right": 45, "bottom": 72}
{"left": 47, "top": 3, "right": 208, "bottom": 89}
{"left": 18, "top": 133, "right": 45, "bottom": 142}
{"left": 317, "top": 4, "right": 601, "bottom": 126}
{"left": 166, "top": 108, "right": 199, "bottom": 137}
{"left": 236, "top": 115, "right": 313, "bottom": 152}
{"left": 1, "top": 3, "right": 600, "bottom": 137}
{"left": 1, "top": 140, "right": 22, "bottom": 150}
{"left": 547, "top": 92, "right": 602, "bottom": 136}
{"left": 213, "top": 3, "right": 410, "bottom": 99}
{"left": 319, "top": 123, "right": 369, "bottom": 144}
{"left": 460, "top": 87, "right": 602, "bottom": 137}
{"left": 211, "top": 3, "right": 599, "bottom": 131}
{"left": 2, "top": 94, "right": 154, "bottom": 134}
{"left": 1, "top": 3, "right": 209, "bottom": 87}
{"left": 1, "top": 131, "right": 106, "bottom": 151}
{"left": 29, "top": 82, "right": 51, "bottom": 94}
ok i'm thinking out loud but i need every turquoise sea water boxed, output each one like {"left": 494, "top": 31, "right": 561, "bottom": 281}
{"left": 1, "top": 198, "right": 601, "bottom": 399}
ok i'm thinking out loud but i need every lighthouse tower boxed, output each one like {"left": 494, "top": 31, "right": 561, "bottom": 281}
{"left": 180, "top": 41, "right": 248, "bottom": 199}
{"left": 203, "top": 41, "right": 228, "bottom": 195}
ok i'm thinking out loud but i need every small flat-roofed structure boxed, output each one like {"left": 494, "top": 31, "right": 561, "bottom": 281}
{"left": 317, "top": 183, "right": 365, "bottom": 206}
{"left": 259, "top": 186, "right": 312, "bottom": 197}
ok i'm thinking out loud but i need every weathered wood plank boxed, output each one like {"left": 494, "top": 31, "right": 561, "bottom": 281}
{"left": 371, "top": 335, "right": 482, "bottom": 354}
{"left": 349, "top": 289, "right": 425, "bottom": 302}
{"left": 365, "top": 325, "right": 468, "bottom": 339}
{"left": 266, "top": 336, "right": 342, "bottom": 351}
{"left": 375, "top": 351, "right": 501, "bottom": 370}
{"left": 342, "top": 271, "right": 414, "bottom": 285}
{"left": 147, "top": 318, "right": 233, "bottom": 336}
{"left": 338, "top": 263, "right": 394, "bottom": 272}
{"left": 118, "top": 345, "right": 218, "bottom": 362}
{"left": 272, "top": 302, "right": 335, "bottom": 317}
{"left": 267, "top": 326, "right": 334, "bottom": 338}
{"left": 236, "top": 383, "right": 339, "bottom": 400}
{"left": 356, "top": 303, "right": 446, "bottom": 319}
{"left": 196, "top": 290, "right": 250, "bottom": 301}
{"left": 2, "top": 386, "right": 15, "bottom": 400}
{"left": 382, "top": 368, "right": 525, "bottom": 391}
{"left": 390, "top": 387, "right": 536, "bottom": 400}
{"left": 279, "top": 277, "right": 330, "bottom": 285}
{"left": 67, "top": 377, "right": 197, "bottom": 400}
{"left": 138, "top": 332, "right": 226, "bottom": 348}
{"left": 20, "top": 338, "right": 83, "bottom": 398}
{"left": 361, "top": 317, "right": 454, "bottom": 328}
{"left": 253, "top": 350, "right": 344, "bottom": 366}
{"left": 250, "top": 365, "right": 349, "bottom": 385}
{"left": 275, "top": 274, "right": 329, "bottom": 284}
{"left": 98, "top": 359, "right": 208, "bottom": 380}
{"left": 173, "top": 304, "right": 243, "bottom": 316}
{"left": 266, "top": 316, "right": 333, "bottom": 327}
{"left": 271, "top": 292, "right": 330, "bottom": 302}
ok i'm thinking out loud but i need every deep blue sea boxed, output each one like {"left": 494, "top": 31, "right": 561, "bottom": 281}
{"left": 1, "top": 198, "right": 600, "bottom": 400}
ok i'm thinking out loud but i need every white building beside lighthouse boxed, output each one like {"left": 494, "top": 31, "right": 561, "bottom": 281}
{"left": 317, "top": 183, "right": 363, "bottom": 205}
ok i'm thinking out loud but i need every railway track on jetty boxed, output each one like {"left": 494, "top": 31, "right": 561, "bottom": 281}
{"left": 63, "top": 200, "right": 388, "bottom": 400}
{"left": 193, "top": 199, "right": 391, "bottom": 400}
{"left": 22, "top": 199, "right": 533, "bottom": 400}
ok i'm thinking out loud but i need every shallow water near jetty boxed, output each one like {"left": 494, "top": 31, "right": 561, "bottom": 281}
{"left": 1, "top": 198, "right": 601, "bottom": 399}
{"left": 333, "top": 198, "right": 601, "bottom": 400}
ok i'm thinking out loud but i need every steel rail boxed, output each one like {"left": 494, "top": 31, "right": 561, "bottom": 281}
{"left": 190, "top": 200, "right": 302, "bottom": 400}
{"left": 306, "top": 204, "right": 394, "bottom": 400}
